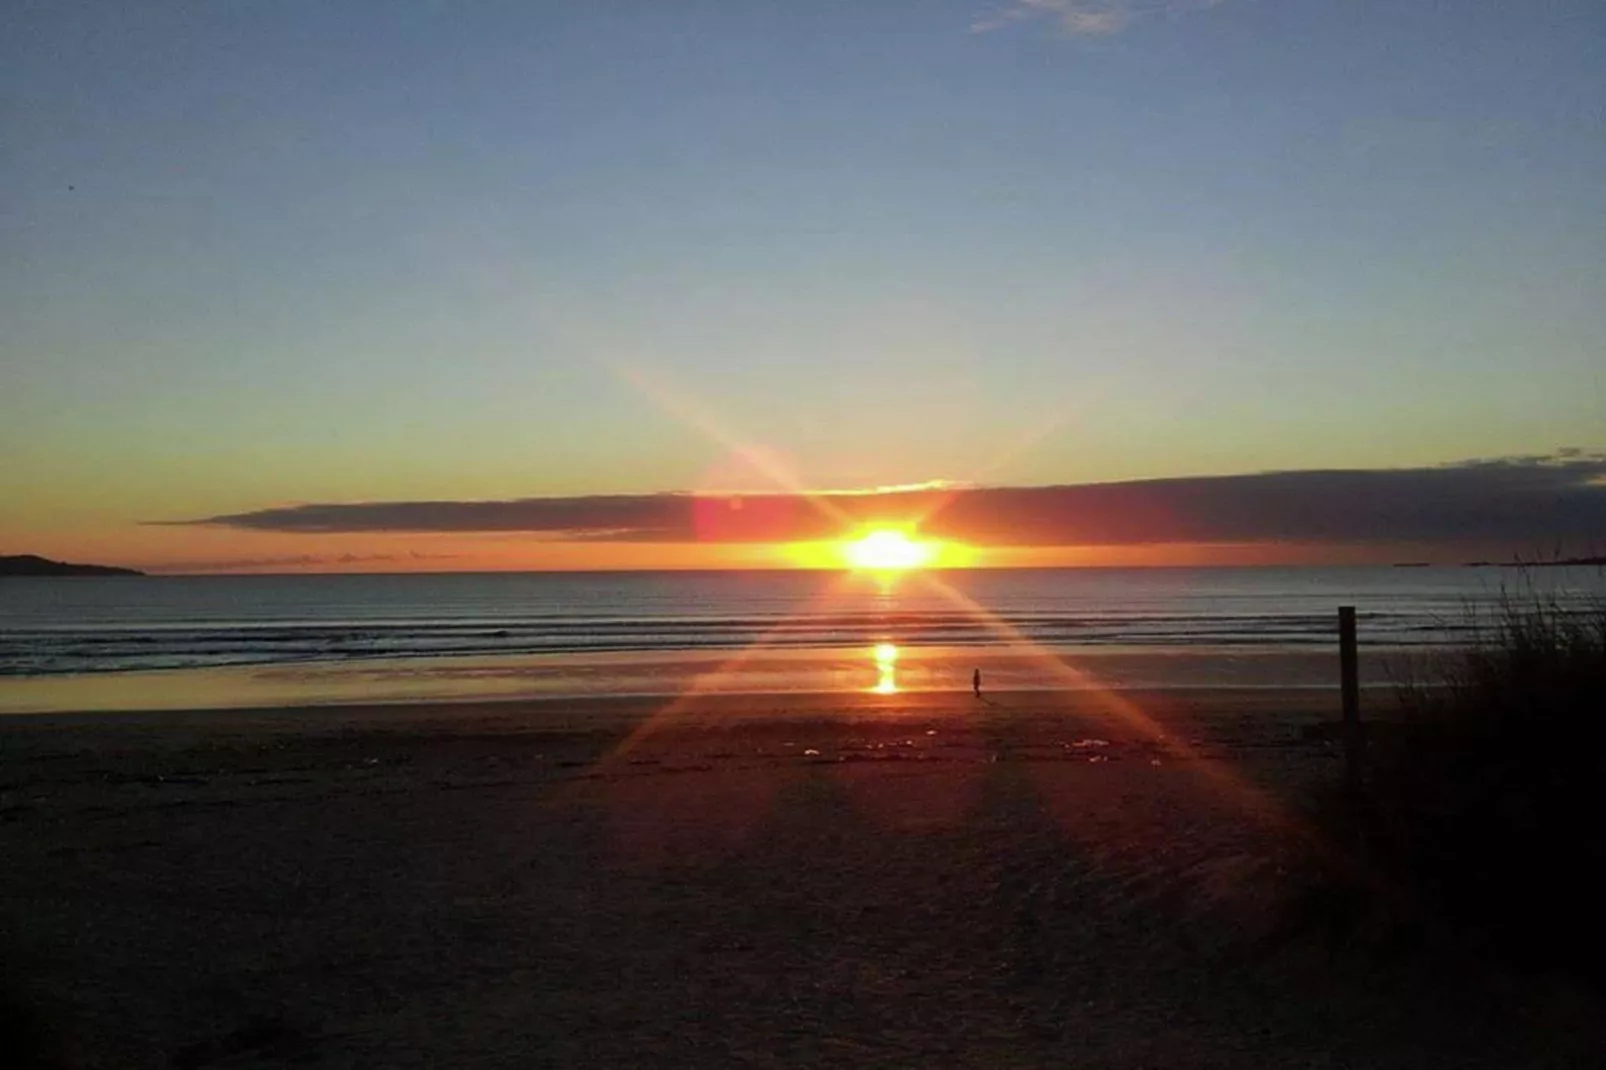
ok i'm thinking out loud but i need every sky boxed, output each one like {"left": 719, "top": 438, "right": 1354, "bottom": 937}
{"left": 3, "top": 0, "right": 1603, "bottom": 571}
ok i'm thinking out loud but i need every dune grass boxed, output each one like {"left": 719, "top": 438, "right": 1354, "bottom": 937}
{"left": 1297, "top": 579, "right": 1606, "bottom": 981}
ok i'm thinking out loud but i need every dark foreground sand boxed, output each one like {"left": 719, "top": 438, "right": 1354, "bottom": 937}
{"left": 2, "top": 689, "right": 1600, "bottom": 1068}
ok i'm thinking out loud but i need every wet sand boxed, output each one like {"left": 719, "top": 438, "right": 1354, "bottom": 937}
{"left": 0, "top": 644, "right": 1406, "bottom": 715}
{"left": 1, "top": 689, "right": 1598, "bottom": 1067}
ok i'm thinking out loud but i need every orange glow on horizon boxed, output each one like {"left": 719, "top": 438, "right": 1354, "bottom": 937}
{"left": 782, "top": 527, "right": 975, "bottom": 571}
{"left": 26, "top": 516, "right": 1457, "bottom": 574}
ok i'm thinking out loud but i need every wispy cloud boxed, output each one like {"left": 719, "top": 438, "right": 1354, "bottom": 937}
{"left": 972, "top": 0, "right": 1232, "bottom": 37}
{"left": 164, "top": 452, "right": 1606, "bottom": 555}
{"left": 150, "top": 551, "right": 459, "bottom": 573}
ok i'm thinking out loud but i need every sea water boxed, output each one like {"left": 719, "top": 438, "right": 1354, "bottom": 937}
{"left": 1, "top": 567, "right": 1599, "bottom": 711}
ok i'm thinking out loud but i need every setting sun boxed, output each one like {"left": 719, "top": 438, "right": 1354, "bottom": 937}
{"left": 781, "top": 526, "right": 974, "bottom": 570}
{"left": 843, "top": 529, "right": 935, "bottom": 571}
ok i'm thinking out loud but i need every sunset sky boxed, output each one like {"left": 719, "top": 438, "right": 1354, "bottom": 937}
{"left": 4, "top": 1, "right": 1603, "bottom": 571}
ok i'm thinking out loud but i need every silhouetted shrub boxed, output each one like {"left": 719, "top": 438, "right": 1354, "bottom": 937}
{"left": 1299, "top": 580, "right": 1606, "bottom": 981}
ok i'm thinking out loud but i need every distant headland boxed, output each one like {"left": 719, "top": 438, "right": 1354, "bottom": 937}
{"left": 0, "top": 554, "right": 144, "bottom": 577}
{"left": 1464, "top": 557, "right": 1606, "bottom": 568}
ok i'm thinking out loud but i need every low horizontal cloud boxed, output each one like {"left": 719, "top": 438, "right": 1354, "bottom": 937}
{"left": 153, "top": 551, "right": 459, "bottom": 573}
{"left": 973, "top": 0, "right": 1232, "bottom": 37}
{"left": 165, "top": 453, "right": 1606, "bottom": 553}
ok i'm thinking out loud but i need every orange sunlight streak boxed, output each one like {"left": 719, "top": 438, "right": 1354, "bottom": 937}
{"left": 607, "top": 360, "right": 857, "bottom": 534}
{"left": 585, "top": 570, "right": 860, "bottom": 767}
{"left": 564, "top": 570, "right": 889, "bottom": 867}
{"left": 910, "top": 570, "right": 1315, "bottom": 840}
{"left": 596, "top": 357, "right": 1349, "bottom": 872}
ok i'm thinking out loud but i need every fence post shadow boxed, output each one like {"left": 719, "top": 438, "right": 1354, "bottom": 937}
{"left": 1339, "top": 605, "right": 1363, "bottom": 794}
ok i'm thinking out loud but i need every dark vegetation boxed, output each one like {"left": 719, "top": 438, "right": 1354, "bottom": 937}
{"left": 0, "top": 976, "right": 64, "bottom": 1070}
{"left": 1296, "top": 581, "right": 1606, "bottom": 983}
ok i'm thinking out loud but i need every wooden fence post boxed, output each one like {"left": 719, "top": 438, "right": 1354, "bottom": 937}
{"left": 1339, "top": 605, "right": 1362, "bottom": 791}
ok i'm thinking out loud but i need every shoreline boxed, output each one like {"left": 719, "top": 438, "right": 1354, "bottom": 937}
{"left": 0, "top": 643, "right": 1407, "bottom": 715}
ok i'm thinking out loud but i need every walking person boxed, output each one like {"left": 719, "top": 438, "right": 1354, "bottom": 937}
{"left": 973, "top": 667, "right": 982, "bottom": 699}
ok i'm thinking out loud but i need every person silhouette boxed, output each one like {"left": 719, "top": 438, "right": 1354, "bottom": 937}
{"left": 973, "top": 668, "right": 982, "bottom": 698}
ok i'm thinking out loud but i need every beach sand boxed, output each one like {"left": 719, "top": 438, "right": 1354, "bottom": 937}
{"left": 2, "top": 689, "right": 1599, "bottom": 1067}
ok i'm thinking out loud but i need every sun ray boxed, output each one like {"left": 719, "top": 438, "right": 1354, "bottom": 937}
{"left": 593, "top": 355, "right": 1332, "bottom": 860}
{"left": 606, "top": 360, "right": 857, "bottom": 532}
{"left": 587, "top": 569, "right": 861, "bottom": 768}
{"left": 910, "top": 570, "right": 1316, "bottom": 838}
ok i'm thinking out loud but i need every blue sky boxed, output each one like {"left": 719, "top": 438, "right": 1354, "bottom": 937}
{"left": 3, "top": 1, "right": 1603, "bottom": 568}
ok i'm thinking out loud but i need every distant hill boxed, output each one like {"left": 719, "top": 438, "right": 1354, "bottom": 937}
{"left": 1465, "top": 557, "right": 1606, "bottom": 568}
{"left": 0, "top": 554, "right": 144, "bottom": 577}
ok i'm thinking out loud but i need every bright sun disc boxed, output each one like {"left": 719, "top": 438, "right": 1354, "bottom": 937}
{"left": 844, "top": 529, "right": 935, "bottom": 571}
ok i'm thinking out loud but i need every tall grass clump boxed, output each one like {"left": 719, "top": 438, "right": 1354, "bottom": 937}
{"left": 1305, "top": 578, "right": 1606, "bottom": 981}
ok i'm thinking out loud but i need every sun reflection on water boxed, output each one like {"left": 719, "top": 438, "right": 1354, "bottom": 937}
{"left": 871, "top": 641, "right": 899, "bottom": 694}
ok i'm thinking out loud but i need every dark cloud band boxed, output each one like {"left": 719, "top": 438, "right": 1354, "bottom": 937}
{"left": 164, "top": 453, "right": 1606, "bottom": 549}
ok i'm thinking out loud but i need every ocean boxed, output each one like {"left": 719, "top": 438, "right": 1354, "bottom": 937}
{"left": 5, "top": 564, "right": 1602, "bottom": 671}
{"left": 1, "top": 566, "right": 1600, "bottom": 711}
